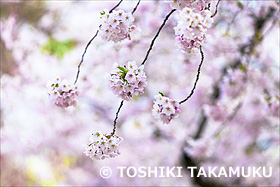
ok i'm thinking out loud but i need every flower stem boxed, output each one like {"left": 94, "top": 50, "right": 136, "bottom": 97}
{"left": 179, "top": 46, "right": 204, "bottom": 104}
{"left": 112, "top": 100, "right": 124, "bottom": 135}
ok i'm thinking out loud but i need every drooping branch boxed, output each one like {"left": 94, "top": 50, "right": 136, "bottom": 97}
{"left": 74, "top": 30, "right": 99, "bottom": 85}
{"left": 141, "top": 9, "right": 176, "bottom": 66}
{"left": 109, "top": 0, "right": 123, "bottom": 13}
{"left": 111, "top": 100, "right": 124, "bottom": 135}
{"left": 132, "top": 0, "right": 141, "bottom": 15}
{"left": 179, "top": 46, "right": 204, "bottom": 104}
{"left": 211, "top": 0, "right": 221, "bottom": 18}
{"left": 74, "top": 0, "right": 123, "bottom": 85}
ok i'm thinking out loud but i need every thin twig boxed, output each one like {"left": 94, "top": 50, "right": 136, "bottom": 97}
{"left": 211, "top": 0, "right": 221, "bottom": 18}
{"left": 74, "top": 0, "right": 123, "bottom": 84}
{"left": 141, "top": 9, "right": 176, "bottom": 66}
{"left": 179, "top": 46, "right": 204, "bottom": 104}
{"left": 109, "top": 0, "right": 123, "bottom": 13}
{"left": 112, "top": 100, "right": 124, "bottom": 135}
{"left": 74, "top": 30, "right": 99, "bottom": 85}
{"left": 260, "top": 10, "right": 279, "bottom": 41}
{"left": 132, "top": 0, "right": 141, "bottom": 15}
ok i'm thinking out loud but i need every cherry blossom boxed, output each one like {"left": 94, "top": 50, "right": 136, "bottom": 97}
{"left": 99, "top": 9, "right": 136, "bottom": 42}
{"left": 174, "top": 8, "right": 213, "bottom": 53}
{"left": 84, "top": 131, "right": 123, "bottom": 160}
{"left": 46, "top": 77, "right": 78, "bottom": 108}
{"left": 108, "top": 61, "right": 147, "bottom": 100}
{"left": 152, "top": 93, "right": 180, "bottom": 124}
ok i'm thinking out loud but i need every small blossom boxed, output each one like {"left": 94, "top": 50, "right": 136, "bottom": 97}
{"left": 47, "top": 77, "right": 78, "bottom": 108}
{"left": 84, "top": 131, "right": 123, "bottom": 160}
{"left": 152, "top": 93, "right": 180, "bottom": 124}
{"left": 108, "top": 61, "right": 147, "bottom": 100}
{"left": 99, "top": 9, "right": 136, "bottom": 42}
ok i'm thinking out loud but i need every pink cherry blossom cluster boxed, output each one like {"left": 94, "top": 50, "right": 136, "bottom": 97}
{"left": 165, "top": 0, "right": 212, "bottom": 11}
{"left": 84, "top": 131, "right": 123, "bottom": 160}
{"left": 47, "top": 77, "right": 78, "bottom": 108}
{"left": 152, "top": 93, "right": 180, "bottom": 124}
{"left": 174, "top": 7, "right": 213, "bottom": 53}
{"left": 108, "top": 61, "right": 147, "bottom": 100}
{"left": 99, "top": 9, "right": 136, "bottom": 42}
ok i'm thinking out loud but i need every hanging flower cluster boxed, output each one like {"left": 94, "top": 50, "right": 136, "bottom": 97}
{"left": 165, "top": 0, "right": 211, "bottom": 11}
{"left": 84, "top": 131, "right": 123, "bottom": 160}
{"left": 47, "top": 77, "right": 78, "bottom": 108}
{"left": 152, "top": 93, "right": 180, "bottom": 124}
{"left": 108, "top": 61, "right": 147, "bottom": 100}
{"left": 99, "top": 9, "right": 136, "bottom": 42}
{"left": 174, "top": 7, "right": 213, "bottom": 53}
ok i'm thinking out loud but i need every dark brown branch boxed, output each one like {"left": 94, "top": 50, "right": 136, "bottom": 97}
{"left": 74, "top": 30, "right": 99, "bottom": 85}
{"left": 141, "top": 9, "right": 176, "bottom": 66}
{"left": 132, "top": 0, "right": 141, "bottom": 15}
{"left": 194, "top": 111, "right": 208, "bottom": 139}
{"left": 211, "top": 0, "right": 221, "bottom": 18}
{"left": 112, "top": 100, "right": 124, "bottom": 135}
{"left": 74, "top": 0, "right": 123, "bottom": 84}
{"left": 109, "top": 0, "right": 123, "bottom": 13}
{"left": 179, "top": 46, "right": 204, "bottom": 104}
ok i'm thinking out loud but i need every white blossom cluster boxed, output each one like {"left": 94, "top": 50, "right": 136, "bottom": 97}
{"left": 47, "top": 77, "right": 78, "bottom": 108}
{"left": 174, "top": 7, "right": 213, "bottom": 53}
{"left": 152, "top": 93, "right": 180, "bottom": 124}
{"left": 165, "top": 0, "right": 212, "bottom": 11}
{"left": 84, "top": 131, "right": 123, "bottom": 160}
{"left": 108, "top": 61, "right": 147, "bottom": 100}
{"left": 99, "top": 9, "right": 136, "bottom": 42}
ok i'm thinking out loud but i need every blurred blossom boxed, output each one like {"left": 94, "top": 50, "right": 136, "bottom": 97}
{"left": 0, "top": 15, "right": 17, "bottom": 49}
{"left": 184, "top": 137, "right": 215, "bottom": 160}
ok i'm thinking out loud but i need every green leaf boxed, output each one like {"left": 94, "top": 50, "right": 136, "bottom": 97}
{"left": 118, "top": 66, "right": 127, "bottom": 73}
{"left": 239, "top": 64, "right": 245, "bottom": 71}
{"left": 158, "top": 92, "right": 164, "bottom": 96}
{"left": 54, "top": 83, "right": 59, "bottom": 88}
{"left": 41, "top": 37, "right": 76, "bottom": 60}
{"left": 100, "top": 10, "right": 105, "bottom": 15}
{"left": 237, "top": 1, "right": 243, "bottom": 9}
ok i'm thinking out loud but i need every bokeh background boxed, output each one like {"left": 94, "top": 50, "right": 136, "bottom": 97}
{"left": 1, "top": 0, "right": 279, "bottom": 186}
